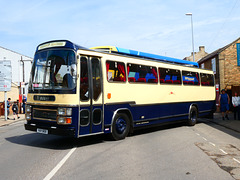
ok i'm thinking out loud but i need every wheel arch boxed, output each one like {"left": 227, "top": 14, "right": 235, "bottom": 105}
{"left": 111, "top": 108, "right": 134, "bottom": 133}
{"left": 188, "top": 103, "right": 199, "bottom": 119}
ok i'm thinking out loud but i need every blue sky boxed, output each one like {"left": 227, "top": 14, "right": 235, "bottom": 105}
{"left": 0, "top": 0, "right": 239, "bottom": 60}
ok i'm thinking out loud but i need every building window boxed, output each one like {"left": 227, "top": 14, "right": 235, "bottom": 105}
{"left": 211, "top": 58, "right": 216, "bottom": 74}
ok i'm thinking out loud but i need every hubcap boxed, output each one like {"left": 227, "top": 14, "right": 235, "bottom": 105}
{"left": 116, "top": 118, "right": 127, "bottom": 134}
{"left": 191, "top": 111, "right": 197, "bottom": 122}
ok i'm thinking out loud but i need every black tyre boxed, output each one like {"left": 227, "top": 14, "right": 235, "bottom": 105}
{"left": 188, "top": 106, "right": 198, "bottom": 126}
{"left": 111, "top": 113, "right": 130, "bottom": 140}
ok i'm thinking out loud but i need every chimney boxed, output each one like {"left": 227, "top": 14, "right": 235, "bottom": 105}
{"left": 199, "top": 46, "right": 205, "bottom": 52}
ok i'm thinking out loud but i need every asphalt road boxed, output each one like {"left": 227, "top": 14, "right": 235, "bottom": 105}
{"left": 0, "top": 119, "right": 239, "bottom": 180}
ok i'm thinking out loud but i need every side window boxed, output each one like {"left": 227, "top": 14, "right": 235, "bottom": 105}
{"left": 200, "top": 73, "right": 214, "bottom": 86}
{"left": 127, "top": 63, "right": 158, "bottom": 83}
{"left": 106, "top": 61, "right": 126, "bottom": 82}
{"left": 92, "top": 58, "right": 102, "bottom": 100}
{"left": 159, "top": 68, "right": 181, "bottom": 84}
{"left": 80, "top": 57, "right": 89, "bottom": 101}
{"left": 182, "top": 71, "right": 200, "bottom": 85}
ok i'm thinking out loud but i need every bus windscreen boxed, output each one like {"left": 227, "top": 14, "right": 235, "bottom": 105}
{"left": 29, "top": 49, "right": 77, "bottom": 94}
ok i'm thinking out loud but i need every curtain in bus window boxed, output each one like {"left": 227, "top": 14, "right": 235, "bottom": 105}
{"left": 106, "top": 62, "right": 110, "bottom": 81}
{"left": 117, "top": 63, "right": 126, "bottom": 82}
{"left": 106, "top": 61, "right": 126, "bottom": 82}
{"left": 148, "top": 67, "right": 158, "bottom": 83}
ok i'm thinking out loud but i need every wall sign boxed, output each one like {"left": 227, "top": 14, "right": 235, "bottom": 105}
{"left": 0, "top": 60, "right": 12, "bottom": 92}
{"left": 237, "top": 43, "right": 240, "bottom": 66}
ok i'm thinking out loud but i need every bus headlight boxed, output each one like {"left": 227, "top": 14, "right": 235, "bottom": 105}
{"left": 26, "top": 113, "right": 31, "bottom": 120}
{"left": 26, "top": 105, "right": 32, "bottom": 113}
{"left": 57, "top": 108, "right": 72, "bottom": 116}
{"left": 57, "top": 117, "right": 72, "bottom": 125}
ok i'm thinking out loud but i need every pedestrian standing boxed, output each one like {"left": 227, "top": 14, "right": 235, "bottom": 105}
{"left": 232, "top": 92, "right": 240, "bottom": 120}
{"left": 7, "top": 98, "right": 11, "bottom": 119}
{"left": 12, "top": 102, "right": 20, "bottom": 120}
{"left": 219, "top": 89, "right": 230, "bottom": 120}
{"left": 22, "top": 95, "right": 27, "bottom": 114}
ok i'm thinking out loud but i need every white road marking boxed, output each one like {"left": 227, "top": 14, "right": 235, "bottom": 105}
{"left": 233, "top": 158, "right": 240, "bottom": 164}
{"left": 43, "top": 147, "right": 77, "bottom": 180}
{"left": 202, "top": 137, "right": 207, "bottom": 141}
{"left": 209, "top": 142, "right": 216, "bottom": 147}
{"left": 196, "top": 133, "right": 200, "bottom": 136}
{"left": 219, "top": 149, "right": 228, "bottom": 155}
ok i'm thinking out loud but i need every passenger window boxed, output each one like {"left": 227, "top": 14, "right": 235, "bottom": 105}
{"left": 80, "top": 110, "right": 90, "bottom": 126}
{"left": 93, "top": 109, "right": 102, "bottom": 125}
{"left": 200, "top": 73, "right": 214, "bottom": 86}
{"left": 159, "top": 68, "right": 181, "bottom": 84}
{"left": 80, "top": 57, "right": 89, "bottom": 101}
{"left": 106, "top": 61, "right": 126, "bottom": 82}
{"left": 127, "top": 63, "right": 158, "bottom": 83}
{"left": 92, "top": 58, "right": 102, "bottom": 100}
{"left": 182, "top": 71, "right": 200, "bottom": 85}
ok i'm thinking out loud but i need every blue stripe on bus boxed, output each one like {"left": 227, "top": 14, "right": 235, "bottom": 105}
{"left": 103, "top": 100, "right": 215, "bottom": 128}
{"left": 115, "top": 47, "right": 199, "bottom": 67}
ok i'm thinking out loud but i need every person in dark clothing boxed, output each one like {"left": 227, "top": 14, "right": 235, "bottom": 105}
{"left": 22, "top": 95, "right": 27, "bottom": 114}
{"left": 12, "top": 102, "right": 20, "bottom": 120}
{"left": 7, "top": 98, "right": 11, "bottom": 119}
{"left": 219, "top": 89, "right": 230, "bottom": 120}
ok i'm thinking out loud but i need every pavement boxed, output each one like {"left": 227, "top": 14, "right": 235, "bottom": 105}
{"left": 206, "top": 112, "right": 240, "bottom": 133}
{"left": 0, "top": 113, "right": 26, "bottom": 127}
{"left": 0, "top": 112, "right": 240, "bottom": 133}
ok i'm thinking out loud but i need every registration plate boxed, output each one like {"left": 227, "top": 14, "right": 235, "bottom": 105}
{"left": 37, "top": 128, "right": 48, "bottom": 134}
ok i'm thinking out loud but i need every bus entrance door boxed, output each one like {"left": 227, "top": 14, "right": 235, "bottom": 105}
{"left": 79, "top": 56, "right": 103, "bottom": 136}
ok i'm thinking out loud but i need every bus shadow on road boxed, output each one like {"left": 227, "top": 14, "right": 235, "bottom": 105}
{"left": 130, "top": 121, "right": 187, "bottom": 137}
{"left": 198, "top": 118, "right": 240, "bottom": 140}
{"left": 6, "top": 121, "right": 198, "bottom": 149}
{"left": 5, "top": 133, "right": 106, "bottom": 150}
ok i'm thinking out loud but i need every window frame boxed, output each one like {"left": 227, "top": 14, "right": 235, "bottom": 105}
{"left": 127, "top": 63, "right": 158, "bottom": 84}
{"left": 158, "top": 67, "right": 182, "bottom": 85}
{"left": 106, "top": 60, "right": 126, "bottom": 83}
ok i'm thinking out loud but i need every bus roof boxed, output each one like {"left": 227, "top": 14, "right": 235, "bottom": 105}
{"left": 35, "top": 41, "right": 199, "bottom": 68}
{"left": 90, "top": 46, "right": 199, "bottom": 68}
{"left": 36, "top": 40, "right": 86, "bottom": 52}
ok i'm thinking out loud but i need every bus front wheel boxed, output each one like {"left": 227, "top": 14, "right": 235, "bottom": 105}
{"left": 111, "top": 113, "right": 130, "bottom": 140}
{"left": 188, "top": 106, "right": 198, "bottom": 126}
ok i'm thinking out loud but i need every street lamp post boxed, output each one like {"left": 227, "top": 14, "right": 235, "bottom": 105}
{"left": 186, "top": 13, "right": 195, "bottom": 62}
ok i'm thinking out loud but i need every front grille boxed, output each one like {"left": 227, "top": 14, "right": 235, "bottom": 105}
{"left": 33, "top": 108, "right": 57, "bottom": 121}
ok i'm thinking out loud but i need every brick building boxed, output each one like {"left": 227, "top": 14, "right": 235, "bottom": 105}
{"left": 184, "top": 46, "right": 208, "bottom": 62}
{"left": 198, "top": 37, "right": 240, "bottom": 106}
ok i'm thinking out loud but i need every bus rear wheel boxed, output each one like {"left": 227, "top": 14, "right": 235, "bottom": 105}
{"left": 188, "top": 106, "right": 198, "bottom": 126}
{"left": 111, "top": 113, "right": 130, "bottom": 140}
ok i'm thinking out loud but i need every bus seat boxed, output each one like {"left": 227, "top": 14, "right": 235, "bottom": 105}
{"left": 160, "top": 79, "right": 165, "bottom": 83}
{"left": 137, "top": 78, "right": 146, "bottom": 82}
{"left": 188, "top": 81, "right": 194, "bottom": 85}
{"left": 165, "top": 80, "right": 173, "bottom": 84}
{"left": 183, "top": 81, "right": 188, "bottom": 84}
{"left": 173, "top": 80, "right": 181, "bottom": 84}
{"left": 148, "top": 79, "right": 157, "bottom": 83}
{"left": 128, "top": 77, "right": 136, "bottom": 82}
{"left": 113, "top": 77, "right": 125, "bottom": 82}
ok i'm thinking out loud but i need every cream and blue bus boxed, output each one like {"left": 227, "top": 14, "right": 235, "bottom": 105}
{"left": 24, "top": 40, "right": 216, "bottom": 140}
